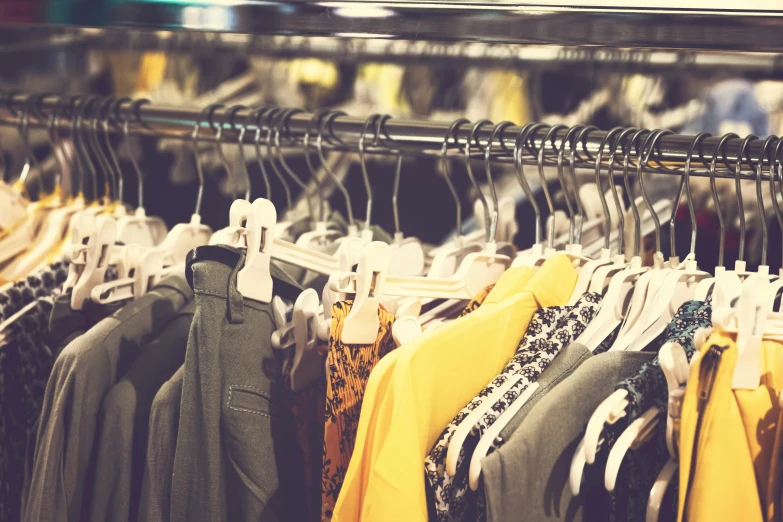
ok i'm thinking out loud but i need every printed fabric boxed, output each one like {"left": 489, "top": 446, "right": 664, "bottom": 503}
{"left": 609, "top": 297, "right": 712, "bottom": 522}
{"left": 458, "top": 284, "right": 495, "bottom": 318}
{"left": 425, "top": 291, "right": 603, "bottom": 522}
{"left": 0, "top": 299, "right": 56, "bottom": 522}
{"left": 321, "top": 300, "right": 397, "bottom": 521}
{"left": 0, "top": 261, "right": 68, "bottom": 322}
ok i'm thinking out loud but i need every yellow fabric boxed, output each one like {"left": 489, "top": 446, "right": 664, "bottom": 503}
{"left": 335, "top": 255, "right": 575, "bottom": 521}
{"left": 333, "top": 269, "right": 534, "bottom": 520}
{"left": 678, "top": 331, "right": 783, "bottom": 522}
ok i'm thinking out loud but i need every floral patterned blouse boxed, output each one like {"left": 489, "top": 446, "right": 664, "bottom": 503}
{"left": 320, "top": 300, "right": 397, "bottom": 521}
{"left": 425, "top": 292, "right": 604, "bottom": 521}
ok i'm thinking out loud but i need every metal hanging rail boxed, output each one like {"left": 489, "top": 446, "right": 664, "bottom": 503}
{"left": 0, "top": 91, "right": 777, "bottom": 181}
{"left": 1, "top": 3, "right": 783, "bottom": 52}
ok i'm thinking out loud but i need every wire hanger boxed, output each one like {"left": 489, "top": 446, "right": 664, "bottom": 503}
{"left": 0, "top": 94, "right": 29, "bottom": 230}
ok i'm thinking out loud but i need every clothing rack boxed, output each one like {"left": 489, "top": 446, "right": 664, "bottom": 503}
{"left": 0, "top": 91, "right": 778, "bottom": 182}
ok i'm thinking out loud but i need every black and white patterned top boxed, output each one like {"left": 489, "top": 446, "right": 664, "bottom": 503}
{"left": 0, "top": 261, "right": 69, "bottom": 322}
{"left": 424, "top": 292, "right": 604, "bottom": 522}
{"left": 0, "top": 298, "right": 57, "bottom": 522}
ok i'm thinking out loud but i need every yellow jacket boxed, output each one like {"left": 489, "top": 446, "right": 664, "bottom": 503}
{"left": 678, "top": 330, "right": 783, "bottom": 522}
{"left": 335, "top": 255, "right": 576, "bottom": 521}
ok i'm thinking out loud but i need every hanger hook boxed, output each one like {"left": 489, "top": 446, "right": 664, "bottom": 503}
{"left": 464, "top": 119, "right": 493, "bottom": 242}
{"left": 303, "top": 108, "right": 331, "bottom": 222}
{"left": 570, "top": 125, "right": 597, "bottom": 244}
{"left": 190, "top": 106, "right": 214, "bottom": 217}
{"left": 755, "top": 135, "right": 777, "bottom": 266}
{"left": 442, "top": 118, "right": 470, "bottom": 239}
{"left": 358, "top": 113, "right": 382, "bottom": 232}
{"left": 17, "top": 93, "right": 43, "bottom": 198}
{"left": 264, "top": 107, "right": 293, "bottom": 213}
{"left": 771, "top": 137, "right": 783, "bottom": 271}
{"left": 44, "top": 94, "right": 68, "bottom": 194}
{"left": 557, "top": 125, "right": 584, "bottom": 243}
{"left": 227, "top": 104, "right": 251, "bottom": 201}
{"left": 66, "top": 95, "right": 86, "bottom": 198}
{"left": 536, "top": 124, "right": 566, "bottom": 248}
{"left": 621, "top": 128, "right": 650, "bottom": 258}
{"left": 636, "top": 129, "right": 670, "bottom": 256}
{"left": 680, "top": 132, "right": 712, "bottom": 260}
{"left": 30, "top": 92, "right": 59, "bottom": 195}
{"left": 250, "top": 106, "right": 273, "bottom": 201}
{"left": 207, "top": 103, "right": 238, "bottom": 200}
{"left": 75, "top": 96, "right": 101, "bottom": 201}
{"left": 276, "top": 107, "right": 316, "bottom": 221}
{"left": 107, "top": 97, "right": 131, "bottom": 203}
{"left": 593, "top": 127, "right": 624, "bottom": 251}
{"left": 318, "top": 110, "right": 354, "bottom": 228}
{"left": 90, "top": 97, "right": 117, "bottom": 202}
{"left": 126, "top": 98, "right": 150, "bottom": 208}
{"left": 515, "top": 123, "right": 547, "bottom": 245}
{"left": 485, "top": 121, "right": 514, "bottom": 244}
{"left": 735, "top": 134, "right": 757, "bottom": 262}
{"left": 708, "top": 133, "right": 738, "bottom": 268}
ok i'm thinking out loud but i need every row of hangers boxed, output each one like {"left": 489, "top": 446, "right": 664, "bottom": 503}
{"left": 5, "top": 95, "right": 783, "bottom": 500}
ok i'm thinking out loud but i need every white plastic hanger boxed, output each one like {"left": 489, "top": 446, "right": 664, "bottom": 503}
{"left": 115, "top": 99, "right": 168, "bottom": 247}
{"left": 445, "top": 374, "right": 525, "bottom": 476}
{"left": 68, "top": 214, "right": 117, "bottom": 310}
{"left": 428, "top": 119, "right": 484, "bottom": 278}
{"left": 0, "top": 98, "right": 55, "bottom": 267}
{"left": 236, "top": 198, "right": 277, "bottom": 303}
{"left": 467, "top": 382, "right": 539, "bottom": 491}
{"left": 577, "top": 129, "right": 652, "bottom": 351}
{"left": 608, "top": 129, "right": 679, "bottom": 348}
{"left": 91, "top": 244, "right": 164, "bottom": 304}
{"left": 388, "top": 153, "right": 427, "bottom": 276}
{"left": 580, "top": 128, "right": 642, "bottom": 299}
{"left": 645, "top": 340, "right": 692, "bottom": 522}
{"left": 156, "top": 111, "right": 215, "bottom": 266}
{"left": 604, "top": 341, "right": 689, "bottom": 493}
{"left": 1, "top": 96, "right": 85, "bottom": 278}
{"left": 568, "top": 128, "right": 628, "bottom": 303}
{"left": 288, "top": 288, "right": 326, "bottom": 391}
{"left": 295, "top": 109, "right": 345, "bottom": 249}
{"left": 694, "top": 133, "right": 740, "bottom": 301}
{"left": 625, "top": 132, "right": 712, "bottom": 352}
{"left": 391, "top": 314, "right": 423, "bottom": 347}
{"left": 513, "top": 123, "right": 565, "bottom": 268}
{"left": 575, "top": 131, "right": 677, "bottom": 486}
{"left": 316, "top": 109, "right": 364, "bottom": 240}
